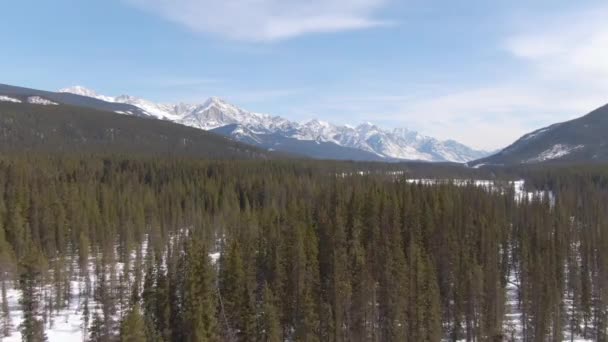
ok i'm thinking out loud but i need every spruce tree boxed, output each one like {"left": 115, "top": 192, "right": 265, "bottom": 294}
{"left": 19, "top": 243, "right": 47, "bottom": 342}
{"left": 120, "top": 305, "right": 146, "bottom": 342}
{"left": 182, "top": 235, "right": 218, "bottom": 342}
{"left": 260, "top": 285, "right": 282, "bottom": 342}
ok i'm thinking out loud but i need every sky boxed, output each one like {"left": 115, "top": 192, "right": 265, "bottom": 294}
{"left": 1, "top": 0, "right": 608, "bottom": 150}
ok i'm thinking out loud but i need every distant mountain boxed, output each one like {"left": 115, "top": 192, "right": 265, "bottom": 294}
{"left": 58, "top": 86, "right": 490, "bottom": 162}
{"left": 470, "top": 103, "right": 608, "bottom": 166}
{"left": 211, "top": 124, "right": 388, "bottom": 161}
{"left": 0, "top": 87, "right": 271, "bottom": 159}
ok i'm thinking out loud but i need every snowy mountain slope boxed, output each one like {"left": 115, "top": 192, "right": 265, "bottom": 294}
{"left": 59, "top": 86, "right": 490, "bottom": 162}
{"left": 211, "top": 124, "right": 389, "bottom": 161}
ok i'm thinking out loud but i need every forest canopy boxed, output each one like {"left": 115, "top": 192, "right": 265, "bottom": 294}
{"left": 0, "top": 155, "right": 607, "bottom": 341}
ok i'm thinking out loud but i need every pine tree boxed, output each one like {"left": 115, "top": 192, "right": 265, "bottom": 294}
{"left": 219, "top": 240, "right": 248, "bottom": 339}
{"left": 19, "top": 243, "right": 47, "bottom": 342}
{"left": 1, "top": 278, "right": 11, "bottom": 337}
{"left": 182, "top": 235, "right": 218, "bottom": 342}
{"left": 120, "top": 305, "right": 146, "bottom": 342}
{"left": 89, "top": 312, "right": 105, "bottom": 342}
{"left": 260, "top": 285, "right": 282, "bottom": 342}
{"left": 0, "top": 221, "right": 14, "bottom": 338}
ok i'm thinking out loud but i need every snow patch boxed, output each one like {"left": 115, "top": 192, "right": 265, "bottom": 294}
{"left": 527, "top": 144, "right": 584, "bottom": 163}
{"left": 209, "top": 252, "right": 221, "bottom": 264}
{"left": 521, "top": 126, "right": 551, "bottom": 142}
{"left": 27, "top": 96, "right": 58, "bottom": 106}
{"left": 406, "top": 179, "right": 554, "bottom": 205}
{"left": 0, "top": 95, "right": 21, "bottom": 103}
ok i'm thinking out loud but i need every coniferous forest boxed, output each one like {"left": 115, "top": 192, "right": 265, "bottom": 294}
{"left": 0, "top": 155, "right": 607, "bottom": 341}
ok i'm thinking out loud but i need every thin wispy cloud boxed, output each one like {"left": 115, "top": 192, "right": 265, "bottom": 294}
{"left": 505, "top": 6, "right": 608, "bottom": 85}
{"left": 125, "top": 0, "right": 390, "bottom": 42}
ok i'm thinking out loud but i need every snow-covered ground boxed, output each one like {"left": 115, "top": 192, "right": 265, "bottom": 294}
{"left": 336, "top": 174, "right": 554, "bottom": 205}
{"left": 503, "top": 256, "right": 523, "bottom": 341}
{"left": 3, "top": 268, "right": 94, "bottom": 342}
{"left": 0, "top": 233, "right": 226, "bottom": 342}
{"left": 2, "top": 240, "right": 148, "bottom": 341}
{"left": 405, "top": 178, "right": 554, "bottom": 205}
{"left": 3, "top": 279, "right": 88, "bottom": 342}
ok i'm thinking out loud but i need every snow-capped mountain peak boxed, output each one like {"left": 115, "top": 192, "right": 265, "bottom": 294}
{"left": 59, "top": 85, "right": 99, "bottom": 98}
{"left": 305, "top": 119, "right": 332, "bottom": 128}
{"left": 357, "top": 122, "right": 377, "bottom": 130}
{"left": 204, "top": 96, "right": 229, "bottom": 106}
{"left": 59, "top": 86, "right": 490, "bottom": 162}
{"left": 60, "top": 85, "right": 116, "bottom": 103}
{"left": 114, "top": 94, "right": 137, "bottom": 102}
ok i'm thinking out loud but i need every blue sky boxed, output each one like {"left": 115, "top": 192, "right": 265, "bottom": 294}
{"left": 1, "top": 0, "right": 607, "bottom": 149}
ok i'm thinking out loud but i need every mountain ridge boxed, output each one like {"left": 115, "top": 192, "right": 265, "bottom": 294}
{"left": 59, "top": 86, "right": 490, "bottom": 162}
{"left": 470, "top": 103, "right": 608, "bottom": 166}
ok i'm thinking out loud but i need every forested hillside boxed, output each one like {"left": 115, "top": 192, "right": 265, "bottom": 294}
{"left": 0, "top": 102, "right": 271, "bottom": 159}
{"left": 0, "top": 155, "right": 606, "bottom": 341}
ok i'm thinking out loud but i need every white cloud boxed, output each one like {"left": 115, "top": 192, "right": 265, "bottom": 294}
{"left": 505, "top": 7, "right": 608, "bottom": 82}
{"left": 125, "top": 0, "right": 389, "bottom": 41}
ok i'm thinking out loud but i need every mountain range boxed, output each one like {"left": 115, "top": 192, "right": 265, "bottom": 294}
{"left": 6, "top": 83, "right": 607, "bottom": 166}
{"left": 57, "top": 86, "right": 490, "bottom": 163}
